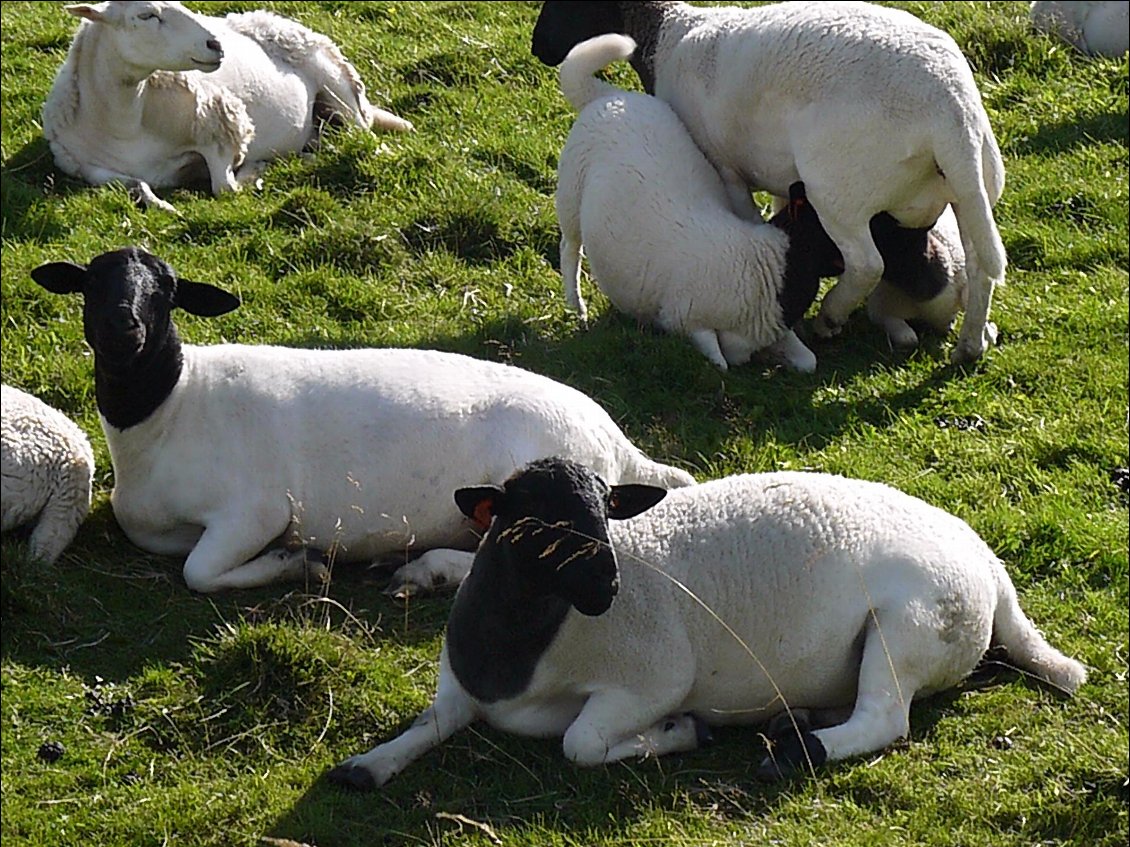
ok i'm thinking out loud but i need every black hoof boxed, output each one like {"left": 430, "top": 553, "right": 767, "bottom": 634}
{"left": 327, "top": 762, "right": 377, "bottom": 791}
{"left": 755, "top": 730, "right": 827, "bottom": 782}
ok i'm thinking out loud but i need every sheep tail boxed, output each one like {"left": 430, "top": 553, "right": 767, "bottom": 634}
{"left": 558, "top": 34, "right": 637, "bottom": 112}
{"left": 989, "top": 563, "right": 1087, "bottom": 694}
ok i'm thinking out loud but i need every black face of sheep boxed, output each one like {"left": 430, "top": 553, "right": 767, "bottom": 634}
{"left": 455, "top": 457, "right": 667, "bottom": 616}
{"left": 30, "top": 247, "right": 239, "bottom": 368}
{"left": 532, "top": 1, "right": 624, "bottom": 66}
{"left": 769, "top": 182, "right": 844, "bottom": 279}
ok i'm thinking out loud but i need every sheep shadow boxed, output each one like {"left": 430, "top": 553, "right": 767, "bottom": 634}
{"left": 260, "top": 672, "right": 1048, "bottom": 847}
{"left": 0, "top": 138, "right": 69, "bottom": 243}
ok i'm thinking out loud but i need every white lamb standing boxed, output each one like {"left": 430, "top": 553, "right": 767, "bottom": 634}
{"left": 532, "top": 1, "right": 1008, "bottom": 365}
{"left": 554, "top": 34, "right": 821, "bottom": 372}
{"left": 42, "top": 0, "right": 413, "bottom": 213}
{"left": 29, "top": 247, "right": 695, "bottom": 595}
{"left": 1030, "top": 2, "right": 1129, "bottom": 57}
{"left": 1, "top": 385, "right": 95, "bottom": 565}
{"left": 328, "top": 456, "right": 1087, "bottom": 789}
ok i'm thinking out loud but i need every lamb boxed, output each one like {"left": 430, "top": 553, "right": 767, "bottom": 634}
{"left": 1, "top": 385, "right": 95, "bottom": 565}
{"left": 1030, "top": 2, "right": 1129, "bottom": 58}
{"left": 42, "top": 1, "right": 413, "bottom": 213}
{"left": 555, "top": 34, "right": 822, "bottom": 372}
{"left": 29, "top": 247, "right": 695, "bottom": 594}
{"left": 327, "top": 456, "right": 1086, "bottom": 789}
{"left": 775, "top": 183, "right": 972, "bottom": 350}
{"left": 531, "top": 1, "right": 1008, "bottom": 365}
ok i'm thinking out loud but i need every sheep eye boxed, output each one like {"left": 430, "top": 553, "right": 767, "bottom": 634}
{"left": 138, "top": 12, "right": 161, "bottom": 22}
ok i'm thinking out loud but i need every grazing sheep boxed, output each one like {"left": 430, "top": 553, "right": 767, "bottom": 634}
{"left": 1, "top": 385, "right": 95, "bottom": 565}
{"left": 531, "top": 1, "right": 1008, "bottom": 365}
{"left": 1030, "top": 2, "right": 1129, "bottom": 58}
{"left": 774, "top": 183, "right": 973, "bottom": 350}
{"left": 42, "top": 0, "right": 412, "bottom": 213}
{"left": 328, "top": 456, "right": 1086, "bottom": 789}
{"left": 555, "top": 34, "right": 821, "bottom": 372}
{"left": 29, "top": 247, "right": 695, "bottom": 594}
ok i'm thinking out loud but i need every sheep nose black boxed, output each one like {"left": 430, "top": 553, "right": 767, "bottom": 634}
{"left": 206, "top": 38, "right": 223, "bottom": 58}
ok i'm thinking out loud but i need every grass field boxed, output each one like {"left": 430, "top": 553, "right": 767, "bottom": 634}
{"left": 1, "top": 2, "right": 1127, "bottom": 845}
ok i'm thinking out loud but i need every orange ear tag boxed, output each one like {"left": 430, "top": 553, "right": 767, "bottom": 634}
{"left": 472, "top": 499, "right": 494, "bottom": 531}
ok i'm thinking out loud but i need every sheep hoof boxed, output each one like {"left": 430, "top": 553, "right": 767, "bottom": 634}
{"left": 754, "top": 730, "right": 827, "bottom": 781}
{"left": 327, "top": 762, "right": 377, "bottom": 792}
{"left": 812, "top": 314, "right": 842, "bottom": 339}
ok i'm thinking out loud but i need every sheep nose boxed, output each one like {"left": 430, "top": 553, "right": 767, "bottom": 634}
{"left": 206, "top": 38, "right": 223, "bottom": 58}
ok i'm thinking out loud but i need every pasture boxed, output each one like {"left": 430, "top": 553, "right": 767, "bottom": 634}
{"left": 1, "top": 2, "right": 1127, "bottom": 845}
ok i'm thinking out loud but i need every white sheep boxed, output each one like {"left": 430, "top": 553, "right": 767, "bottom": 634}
{"left": 1, "top": 385, "right": 95, "bottom": 565}
{"left": 1030, "top": 2, "right": 1129, "bottom": 58}
{"left": 42, "top": 1, "right": 412, "bottom": 213}
{"left": 328, "top": 456, "right": 1087, "bottom": 789}
{"left": 555, "top": 34, "right": 821, "bottom": 372}
{"left": 29, "top": 247, "right": 695, "bottom": 595}
{"left": 532, "top": 1, "right": 1008, "bottom": 365}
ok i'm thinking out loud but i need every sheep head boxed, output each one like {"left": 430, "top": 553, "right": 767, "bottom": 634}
{"left": 65, "top": 1, "right": 224, "bottom": 76}
{"left": 455, "top": 457, "right": 666, "bottom": 616}
{"left": 30, "top": 247, "right": 238, "bottom": 370}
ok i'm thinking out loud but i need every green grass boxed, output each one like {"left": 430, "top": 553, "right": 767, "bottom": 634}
{"left": 1, "top": 2, "right": 1127, "bottom": 845}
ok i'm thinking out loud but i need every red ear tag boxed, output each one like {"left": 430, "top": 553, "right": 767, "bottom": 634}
{"left": 472, "top": 499, "right": 494, "bottom": 531}
{"left": 789, "top": 197, "right": 805, "bottom": 223}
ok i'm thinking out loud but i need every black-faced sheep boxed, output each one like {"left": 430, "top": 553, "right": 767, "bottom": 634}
{"left": 328, "top": 456, "right": 1086, "bottom": 788}
{"left": 30, "top": 248, "right": 695, "bottom": 594}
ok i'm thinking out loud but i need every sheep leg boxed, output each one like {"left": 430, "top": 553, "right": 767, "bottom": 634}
{"left": 385, "top": 548, "right": 476, "bottom": 597}
{"left": 82, "top": 165, "right": 179, "bottom": 214}
{"left": 717, "top": 331, "right": 754, "bottom": 367}
{"left": 560, "top": 234, "right": 588, "bottom": 322}
{"left": 27, "top": 493, "right": 88, "bottom": 566}
{"left": 811, "top": 224, "right": 885, "bottom": 338}
{"left": 688, "top": 329, "right": 730, "bottom": 371}
{"left": 950, "top": 224, "right": 1000, "bottom": 364}
{"left": 718, "top": 166, "right": 761, "bottom": 221}
{"left": 761, "top": 330, "right": 817, "bottom": 373}
{"left": 756, "top": 616, "right": 926, "bottom": 780}
{"left": 180, "top": 517, "right": 307, "bottom": 592}
{"left": 328, "top": 657, "right": 476, "bottom": 790}
{"left": 562, "top": 690, "right": 697, "bottom": 765}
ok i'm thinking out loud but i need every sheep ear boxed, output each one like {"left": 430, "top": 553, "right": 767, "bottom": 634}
{"left": 455, "top": 485, "right": 505, "bottom": 531}
{"left": 174, "top": 280, "right": 241, "bottom": 317}
{"left": 607, "top": 485, "right": 667, "bottom": 520}
{"left": 66, "top": 4, "right": 109, "bottom": 22}
{"left": 30, "top": 261, "right": 87, "bottom": 295}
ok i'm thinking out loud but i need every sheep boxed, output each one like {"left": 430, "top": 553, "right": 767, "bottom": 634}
{"left": 1030, "top": 2, "right": 1129, "bottom": 58}
{"left": 531, "top": 1, "right": 1008, "bottom": 365}
{"left": 42, "top": 1, "right": 412, "bottom": 213}
{"left": 555, "top": 34, "right": 822, "bottom": 372}
{"left": 1, "top": 385, "right": 95, "bottom": 565}
{"left": 29, "top": 247, "right": 695, "bottom": 595}
{"left": 327, "top": 456, "right": 1087, "bottom": 789}
{"left": 774, "top": 182, "right": 974, "bottom": 351}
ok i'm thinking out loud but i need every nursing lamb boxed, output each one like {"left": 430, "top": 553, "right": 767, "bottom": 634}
{"left": 555, "top": 34, "right": 822, "bottom": 372}
{"left": 329, "top": 457, "right": 1086, "bottom": 789}
{"left": 42, "top": 1, "right": 412, "bottom": 212}
{"left": 30, "top": 247, "right": 694, "bottom": 594}
{"left": 532, "top": 1, "right": 1007, "bottom": 365}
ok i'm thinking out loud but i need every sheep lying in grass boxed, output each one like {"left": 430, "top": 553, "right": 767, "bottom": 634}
{"left": 555, "top": 34, "right": 821, "bottom": 372}
{"left": 1, "top": 385, "right": 95, "bottom": 565}
{"left": 42, "top": 0, "right": 412, "bottom": 213}
{"left": 30, "top": 247, "right": 695, "bottom": 594}
{"left": 1030, "top": 2, "right": 1129, "bottom": 57}
{"left": 329, "top": 456, "right": 1086, "bottom": 788}
{"left": 531, "top": 1, "right": 1007, "bottom": 365}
